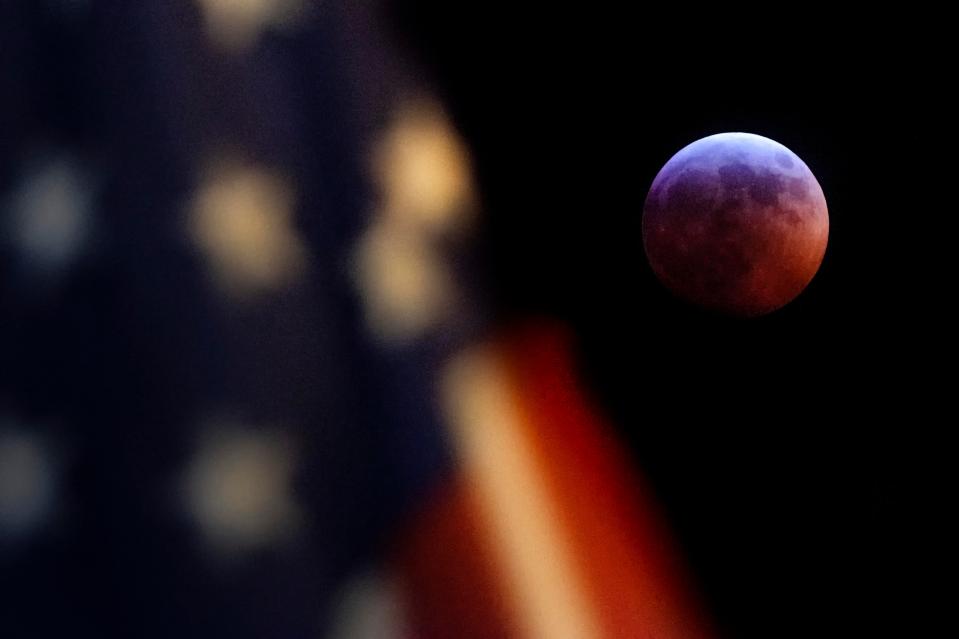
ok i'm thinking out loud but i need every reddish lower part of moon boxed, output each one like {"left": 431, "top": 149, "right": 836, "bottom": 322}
{"left": 642, "top": 132, "right": 829, "bottom": 317}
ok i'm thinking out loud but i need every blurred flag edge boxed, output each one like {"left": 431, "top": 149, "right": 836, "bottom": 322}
{"left": 387, "top": 322, "right": 716, "bottom": 639}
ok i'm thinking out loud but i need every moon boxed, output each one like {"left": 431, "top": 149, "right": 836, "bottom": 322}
{"left": 642, "top": 132, "right": 828, "bottom": 316}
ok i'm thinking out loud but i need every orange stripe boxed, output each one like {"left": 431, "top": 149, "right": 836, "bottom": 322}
{"left": 500, "top": 323, "right": 715, "bottom": 639}
{"left": 442, "top": 343, "right": 602, "bottom": 639}
{"left": 396, "top": 323, "right": 714, "bottom": 638}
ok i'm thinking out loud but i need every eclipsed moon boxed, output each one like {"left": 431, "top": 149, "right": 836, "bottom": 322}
{"left": 642, "top": 132, "right": 829, "bottom": 316}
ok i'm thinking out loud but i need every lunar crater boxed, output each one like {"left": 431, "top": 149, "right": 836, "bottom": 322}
{"left": 718, "top": 162, "right": 756, "bottom": 189}
{"left": 775, "top": 152, "right": 795, "bottom": 169}
{"left": 667, "top": 169, "right": 718, "bottom": 212}
{"left": 747, "top": 170, "right": 783, "bottom": 206}
{"left": 786, "top": 176, "right": 810, "bottom": 199}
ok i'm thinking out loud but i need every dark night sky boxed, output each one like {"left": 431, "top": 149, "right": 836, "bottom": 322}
{"left": 391, "top": 3, "right": 944, "bottom": 636}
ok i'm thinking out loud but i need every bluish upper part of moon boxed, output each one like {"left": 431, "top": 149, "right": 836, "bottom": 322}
{"left": 645, "top": 132, "right": 826, "bottom": 227}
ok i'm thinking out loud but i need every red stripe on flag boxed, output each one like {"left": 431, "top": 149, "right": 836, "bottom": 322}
{"left": 501, "top": 323, "right": 715, "bottom": 638}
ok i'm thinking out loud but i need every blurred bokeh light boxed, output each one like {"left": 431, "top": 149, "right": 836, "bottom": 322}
{"left": 182, "top": 422, "right": 302, "bottom": 554}
{"left": 0, "top": 426, "right": 59, "bottom": 544}
{"left": 188, "top": 159, "right": 308, "bottom": 300}
{"left": 371, "top": 98, "right": 476, "bottom": 234}
{"left": 326, "top": 571, "right": 408, "bottom": 639}
{"left": 195, "top": 0, "right": 307, "bottom": 51}
{"left": 353, "top": 96, "right": 475, "bottom": 345}
{"left": 3, "top": 155, "right": 94, "bottom": 281}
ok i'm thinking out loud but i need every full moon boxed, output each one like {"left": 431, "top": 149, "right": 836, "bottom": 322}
{"left": 642, "top": 132, "right": 828, "bottom": 316}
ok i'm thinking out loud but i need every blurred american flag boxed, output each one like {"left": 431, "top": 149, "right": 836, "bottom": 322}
{"left": 0, "top": 2, "right": 710, "bottom": 637}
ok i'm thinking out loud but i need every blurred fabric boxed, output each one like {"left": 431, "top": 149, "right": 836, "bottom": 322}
{"left": 1, "top": 2, "right": 456, "bottom": 636}
{"left": 0, "top": 2, "right": 713, "bottom": 637}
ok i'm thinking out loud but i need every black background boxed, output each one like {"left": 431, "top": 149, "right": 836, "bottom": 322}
{"left": 392, "top": 4, "right": 941, "bottom": 636}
